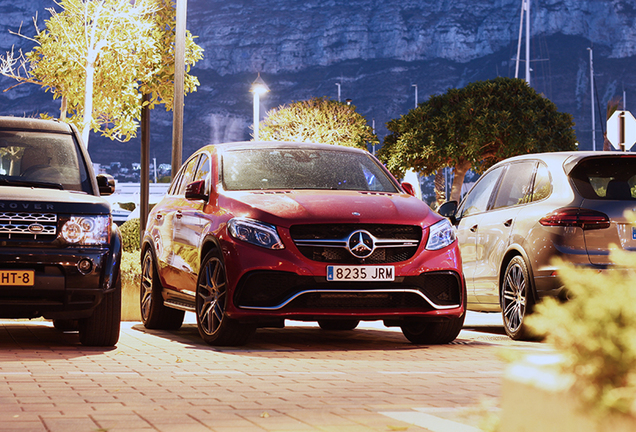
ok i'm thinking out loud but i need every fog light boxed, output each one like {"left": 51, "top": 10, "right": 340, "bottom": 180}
{"left": 77, "top": 259, "right": 93, "bottom": 275}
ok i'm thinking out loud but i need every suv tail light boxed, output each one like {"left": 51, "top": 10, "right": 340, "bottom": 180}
{"left": 539, "top": 208, "right": 611, "bottom": 230}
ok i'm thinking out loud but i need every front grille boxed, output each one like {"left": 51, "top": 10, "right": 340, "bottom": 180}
{"left": 290, "top": 224, "right": 422, "bottom": 264}
{"left": 0, "top": 212, "right": 57, "bottom": 239}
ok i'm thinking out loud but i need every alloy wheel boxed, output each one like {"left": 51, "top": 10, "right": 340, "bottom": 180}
{"left": 502, "top": 260, "right": 526, "bottom": 334}
{"left": 197, "top": 256, "right": 227, "bottom": 336}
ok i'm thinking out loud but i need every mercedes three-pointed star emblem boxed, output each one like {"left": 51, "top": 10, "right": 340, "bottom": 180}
{"left": 346, "top": 230, "right": 375, "bottom": 258}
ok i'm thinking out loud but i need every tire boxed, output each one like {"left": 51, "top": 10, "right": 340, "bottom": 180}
{"left": 318, "top": 319, "right": 360, "bottom": 331}
{"left": 400, "top": 315, "right": 465, "bottom": 345}
{"left": 79, "top": 277, "right": 121, "bottom": 347}
{"left": 52, "top": 319, "right": 79, "bottom": 332}
{"left": 501, "top": 256, "right": 535, "bottom": 340}
{"left": 140, "top": 249, "right": 185, "bottom": 330}
{"left": 196, "top": 249, "right": 254, "bottom": 346}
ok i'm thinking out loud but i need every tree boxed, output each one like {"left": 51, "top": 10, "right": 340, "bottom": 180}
{"left": 378, "top": 77, "right": 577, "bottom": 204}
{"left": 0, "top": 0, "right": 203, "bottom": 147}
{"left": 259, "top": 97, "right": 379, "bottom": 150}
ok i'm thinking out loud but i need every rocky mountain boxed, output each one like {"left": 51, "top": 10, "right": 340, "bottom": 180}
{"left": 1, "top": 0, "right": 635, "bottom": 168}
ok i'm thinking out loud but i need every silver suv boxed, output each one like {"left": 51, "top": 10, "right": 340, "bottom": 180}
{"left": 439, "top": 151, "right": 636, "bottom": 340}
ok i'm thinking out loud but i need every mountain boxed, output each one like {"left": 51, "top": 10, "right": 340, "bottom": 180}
{"left": 1, "top": 0, "right": 635, "bottom": 169}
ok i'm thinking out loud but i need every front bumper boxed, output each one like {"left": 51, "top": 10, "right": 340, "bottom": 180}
{"left": 0, "top": 246, "right": 117, "bottom": 319}
{"left": 221, "top": 233, "right": 466, "bottom": 322}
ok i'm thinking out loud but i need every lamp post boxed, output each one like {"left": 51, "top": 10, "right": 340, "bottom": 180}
{"left": 250, "top": 74, "right": 270, "bottom": 141}
{"left": 336, "top": 83, "right": 341, "bottom": 102}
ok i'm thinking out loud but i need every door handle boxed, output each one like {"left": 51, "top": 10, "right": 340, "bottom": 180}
{"left": 503, "top": 219, "right": 512, "bottom": 227}
{"left": 470, "top": 225, "right": 478, "bottom": 232}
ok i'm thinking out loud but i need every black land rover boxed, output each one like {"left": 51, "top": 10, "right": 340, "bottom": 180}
{"left": 0, "top": 116, "right": 121, "bottom": 346}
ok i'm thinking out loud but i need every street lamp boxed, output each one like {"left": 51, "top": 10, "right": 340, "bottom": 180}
{"left": 336, "top": 83, "right": 341, "bottom": 102}
{"left": 250, "top": 74, "right": 270, "bottom": 141}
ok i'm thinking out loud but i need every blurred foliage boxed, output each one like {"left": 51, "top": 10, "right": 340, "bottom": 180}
{"left": 259, "top": 97, "right": 379, "bottom": 150}
{"left": 378, "top": 77, "right": 576, "bottom": 202}
{"left": 120, "top": 218, "right": 141, "bottom": 253}
{"left": 528, "top": 217, "right": 636, "bottom": 418}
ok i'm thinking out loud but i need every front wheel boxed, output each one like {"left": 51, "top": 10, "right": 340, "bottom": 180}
{"left": 400, "top": 315, "right": 464, "bottom": 345}
{"left": 79, "top": 278, "right": 121, "bottom": 347}
{"left": 501, "top": 256, "right": 535, "bottom": 340}
{"left": 196, "top": 249, "right": 254, "bottom": 346}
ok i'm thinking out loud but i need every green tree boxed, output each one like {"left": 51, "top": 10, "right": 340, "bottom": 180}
{"left": 0, "top": 0, "right": 203, "bottom": 147}
{"left": 259, "top": 97, "right": 379, "bottom": 150}
{"left": 378, "top": 77, "right": 576, "bottom": 203}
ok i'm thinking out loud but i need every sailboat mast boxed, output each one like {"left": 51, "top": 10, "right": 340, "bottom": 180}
{"left": 515, "top": 0, "right": 531, "bottom": 86}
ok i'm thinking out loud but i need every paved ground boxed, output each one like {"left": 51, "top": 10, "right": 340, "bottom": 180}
{"left": 0, "top": 312, "right": 551, "bottom": 432}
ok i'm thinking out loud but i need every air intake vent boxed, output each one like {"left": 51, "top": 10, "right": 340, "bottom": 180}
{"left": 0, "top": 212, "right": 57, "bottom": 239}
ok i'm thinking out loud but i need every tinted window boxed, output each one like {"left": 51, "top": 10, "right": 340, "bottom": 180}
{"left": 492, "top": 162, "right": 535, "bottom": 209}
{"left": 0, "top": 131, "right": 89, "bottom": 192}
{"left": 194, "top": 153, "right": 210, "bottom": 183}
{"left": 531, "top": 162, "right": 551, "bottom": 202}
{"left": 570, "top": 157, "right": 636, "bottom": 200}
{"left": 457, "top": 166, "right": 504, "bottom": 218}
{"left": 176, "top": 156, "right": 200, "bottom": 195}
{"left": 221, "top": 148, "right": 398, "bottom": 192}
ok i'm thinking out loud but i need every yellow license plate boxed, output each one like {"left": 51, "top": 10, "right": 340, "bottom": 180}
{"left": 0, "top": 270, "right": 35, "bottom": 286}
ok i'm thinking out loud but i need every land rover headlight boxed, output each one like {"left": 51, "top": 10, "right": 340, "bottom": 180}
{"left": 61, "top": 215, "right": 110, "bottom": 245}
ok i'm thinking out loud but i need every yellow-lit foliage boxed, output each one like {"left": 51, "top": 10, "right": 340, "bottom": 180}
{"left": 259, "top": 97, "right": 379, "bottom": 150}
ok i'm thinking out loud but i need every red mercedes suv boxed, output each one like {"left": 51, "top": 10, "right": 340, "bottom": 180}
{"left": 141, "top": 142, "right": 465, "bottom": 346}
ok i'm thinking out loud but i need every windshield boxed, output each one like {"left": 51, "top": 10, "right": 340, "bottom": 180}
{"left": 222, "top": 148, "right": 399, "bottom": 192}
{"left": 0, "top": 130, "right": 90, "bottom": 192}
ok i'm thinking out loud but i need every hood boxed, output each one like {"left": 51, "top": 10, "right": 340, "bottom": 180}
{"left": 221, "top": 190, "right": 438, "bottom": 228}
{"left": 0, "top": 186, "right": 111, "bottom": 214}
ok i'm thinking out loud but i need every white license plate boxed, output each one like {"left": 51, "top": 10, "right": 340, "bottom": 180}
{"left": 0, "top": 270, "right": 35, "bottom": 286}
{"left": 326, "top": 265, "right": 395, "bottom": 281}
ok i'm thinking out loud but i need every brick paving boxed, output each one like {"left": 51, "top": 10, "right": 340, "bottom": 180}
{"left": 0, "top": 314, "right": 549, "bottom": 432}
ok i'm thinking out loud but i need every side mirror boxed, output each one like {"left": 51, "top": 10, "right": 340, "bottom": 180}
{"left": 185, "top": 180, "right": 208, "bottom": 201}
{"left": 96, "top": 174, "right": 116, "bottom": 196}
{"left": 401, "top": 182, "right": 416, "bottom": 197}
{"left": 437, "top": 201, "right": 458, "bottom": 224}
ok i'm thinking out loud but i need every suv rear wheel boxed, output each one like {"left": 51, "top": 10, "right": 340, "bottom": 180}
{"left": 140, "top": 249, "right": 185, "bottom": 330}
{"left": 196, "top": 249, "right": 254, "bottom": 346}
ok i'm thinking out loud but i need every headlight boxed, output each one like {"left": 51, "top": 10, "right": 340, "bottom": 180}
{"left": 228, "top": 218, "right": 284, "bottom": 250}
{"left": 61, "top": 215, "right": 110, "bottom": 245}
{"left": 425, "top": 219, "right": 456, "bottom": 251}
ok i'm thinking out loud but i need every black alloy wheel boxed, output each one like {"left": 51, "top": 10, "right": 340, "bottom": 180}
{"left": 196, "top": 249, "right": 254, "bottom": 346}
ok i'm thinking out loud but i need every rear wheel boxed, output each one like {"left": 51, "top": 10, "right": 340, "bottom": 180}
{"left": 501, "top": 256, "right": 535, "bottom": 340}
{"left": 318, "top": 319, "right": 360, "bottom": 331}
{"left": 196, "top": 249, "right": 255, "bottom": 346}
{"left": 140, "top": 249, "right": 184, "bottom": 330}
{"left": 79, "top": 277, "right": 121, "bottom": 347}
{"left": 400, "top": 315, "right": 464, "bottom": 345}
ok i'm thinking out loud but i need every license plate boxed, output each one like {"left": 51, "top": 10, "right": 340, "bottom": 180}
{"left": 632, "top": 226, "right": 636, "bottom": 240}
{"left": 0, "top": 270, "right": 35, "bottom": 286}
{"left": 327, "top": 265, "right": 395, "bottom": 281}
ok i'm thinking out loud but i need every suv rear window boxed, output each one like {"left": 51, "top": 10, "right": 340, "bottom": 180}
{"left": 569, "top": 157, "right": 636, "bottom": 200}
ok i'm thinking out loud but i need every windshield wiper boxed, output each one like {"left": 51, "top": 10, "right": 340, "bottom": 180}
{"left": 0, "top": 178, "right": 64, "bottom": 190}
